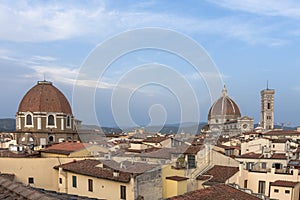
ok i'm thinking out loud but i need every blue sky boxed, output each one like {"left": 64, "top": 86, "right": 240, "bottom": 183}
{"left": 1, "top": 0, "right": 300, "bottom": 127}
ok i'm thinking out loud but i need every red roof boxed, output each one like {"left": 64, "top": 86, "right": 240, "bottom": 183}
{"left": 168, "top": 184, "right": 260, "bottom": 200}
{"left": 54, "top": 159, "right": 131, "bottom": 183}
{"left": 41, "top": 142, "right": 91, "bottom": 155}
{"left": 18, "top": 81, "right": 72, "bottom": 114}
{"left": 143, "top": 136, "right": 169, "bottom": 143}
{"left": 197, "top": 165, "right": 239, "bottom": 185}
{"left": 263, "top": 130, "right": 300, "bottom": 136}
{"left": 271, "top": 180, "right": 300, "bottom": 188}
{"left": 166, "top": 176, "right": 188, "bottom": 181}
{"left": 184, "top": 145, "right": 203, "bottom": 155}
{"left": 237, "top": 152, "right": 262, "bottom": 159}
{"left": 237, "top": 152, "right": 287, "bottom": 160}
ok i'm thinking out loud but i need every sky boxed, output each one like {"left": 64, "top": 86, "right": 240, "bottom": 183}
{"left": 1, "top": 0, "right": 300, "bottom": 128}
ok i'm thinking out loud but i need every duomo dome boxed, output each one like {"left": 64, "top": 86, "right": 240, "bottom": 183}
{"left": 208, "top": 85, "right": 241, "bottom": 125}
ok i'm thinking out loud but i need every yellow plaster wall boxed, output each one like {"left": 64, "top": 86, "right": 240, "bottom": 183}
{"left": 0, "top": 157, "right": 84, "bottom": 191}
{"left": 62, "top": 171, "right": 134, "bottom": 200}
{"left": 161, "top": 165, "right": 185, "bottom": 199}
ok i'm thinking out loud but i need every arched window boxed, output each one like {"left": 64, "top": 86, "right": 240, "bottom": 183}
{"left": 48, "top": 115, "right": 55, "bottom": 126}
{"left": 26, "top": 114, "right": 32, "bottom": 125}
{"left": 66, "top": 116, "right": 70, "bottom": 127}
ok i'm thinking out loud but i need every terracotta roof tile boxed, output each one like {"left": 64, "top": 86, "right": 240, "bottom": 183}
{"left": 0, "top": 150, "right": 40, "bottom": 158}
{"left": 41, "top": 142, "right": 91, "bottom": 155}
{"left": 271, "top": 180, "right": 300, "bottom": 188}
{"left": 237, "top": 152, "right": 263, "bottom": 159}
{"left": 263, "top": 130, "right": 300, "bottom": 136}
{"left": 168, "top": 184, "right": 260, "bottom": 200}
{"left": 184, "top": 145, "right": 203, "bottom": 155}
{"left": 18, "top": 81, "right": 72, "bottom": 114}
{"left": 143, "top": 136, "right": 169, "bottom": 143}
{"left": 271, "top": 153, "right": 287, "bottom": 159}
{"left": 55, "top": 159, "right": 132, "bottom": 183}
{"left": 237, "top": 152, "right": 287, "bottom": 160}
{"left": 166, "top": 176, "right": 188, "bottom": 181}
{"left": 198, "top": 165, "right": 239, "bottom": 185}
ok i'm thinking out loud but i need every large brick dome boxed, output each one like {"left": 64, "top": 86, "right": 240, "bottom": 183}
{"left": 208, "top": 85, "right": 241, "bottom": 121}
{"left": 18, "top": 81, "right": 72, "bottom": 114}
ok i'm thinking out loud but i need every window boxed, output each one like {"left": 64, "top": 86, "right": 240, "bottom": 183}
{"left": 285, "top": 190, "right": 290, "bottom": 194}
{"left": 59, "top": 178, "right": 62, "bottom": 184}
{"left": 244, "top": 180, "right": 248, "bottom": 188}
{"left": 88, "top": 179, "right": 93, "bottom": 192}
{"left": 267, "top": 103, "right": 271, "bottom": 109}
{"left": 48, "top": 114, "right": 55, "bottom": 126}
{"left": 187, "top": 155, "right": 196, "bottom": 168}
{"left": 120, "top": 185, "right": 126, "bottom": 199}
{"left": 246, "top": 162, "right": 254, "bottom": 170}
{"left": 258, "top": 181, "right": 266, "bottom": 194}
{"left": 273, "top": 163, "right": 282, "bottom": 169}
{"left": 262, "top": 162, "right": 267, "bottom": 169}
{"left": 28, "top": 177, "right": 34, "bottom": 184}
{"left": 48, "top": 135, "right": 54, "bottom": 143}
{"left": 274, "top": 189, "right": 279, "bottom": 193}
{"left": 26, "top": 114, "right": 32, "bottom": 125}
{"left": 66, "top": 116, "right": 71, "bottom": 127}
{"left": 72, "top": 176, "right": 77, "bottom": 188}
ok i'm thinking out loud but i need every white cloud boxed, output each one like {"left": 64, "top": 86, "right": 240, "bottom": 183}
{"left": 26, "top": 65, "right": 116, "bottom": 89}
{"left": 0, "top": 1, "right": 289, "bottom": 46}
{"left": 207, "top": 0, "right": 300, "bottom": 19}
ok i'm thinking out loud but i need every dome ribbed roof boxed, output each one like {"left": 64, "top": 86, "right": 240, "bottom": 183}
{"left": 208, "top": 85, "right": 241, "bottom": 120}
{"left": 18, "top": 81, "right": 72, "bottom": 114}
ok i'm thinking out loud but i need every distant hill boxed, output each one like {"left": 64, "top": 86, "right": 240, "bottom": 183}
{"left": 254, "top": 124, "right": 297, "bottom": 130}
{"left": 0, "top": 118, "right": 15, "bottom": 132}
{"left": 81, "top": 122, "right": 207, "bottom": 135}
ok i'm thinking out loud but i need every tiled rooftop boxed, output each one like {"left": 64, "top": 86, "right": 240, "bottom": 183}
{"left": 0, "top": 173, "right": 95, "bottom": 200}
{"left": 0, "top": 150, "right": 40, "bottom": 158}
{"left": 263, "top": 130, "right": 300, "bottom": 136}
{"left": 237, "top": 152, "right": 287, "bottom": 159}
{"left": 184, "top": 145, "right": 203, "bottom": 155}
{"left": 197, "top": 165, "right": 239, "bottom": 185}
{"left": 166, "top": 176, "right": 188, "bottom": 181}
{"left": 54, "top": 159, "right": 132, "bottom": 183}
{"left": 55, "top": 159, "right": 160, "bottom": 183}
{"left": 271, "top": 180, "right": 300, "bottom": 188}
{"left": 143, "top": 136, "right": 169, "bottom": 143}
{"left": 167, "top": 184, "right": 260, "bottom": 200}
{"left": 41, "top": 142, "right": 92, "bottom": 155}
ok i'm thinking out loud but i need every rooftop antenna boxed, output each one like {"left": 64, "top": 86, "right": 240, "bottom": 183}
{"left": 267, "top": 80, "right": 269, "bottom": 90}
{"left": 43, "top": 73, "right": 46, "bottom": 81}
